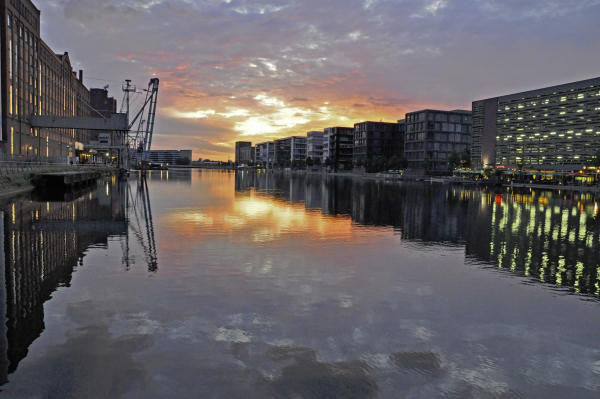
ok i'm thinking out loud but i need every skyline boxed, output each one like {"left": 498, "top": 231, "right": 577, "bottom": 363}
{"left": 39, "top": 0, "right": 600, "bottom": 161}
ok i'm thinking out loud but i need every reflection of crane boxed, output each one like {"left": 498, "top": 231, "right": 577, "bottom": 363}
{"left": 122, "top": 176, "right": 158, "bottom": 272}
{"left": 126, "top": 78, "right": 160, "bottom": 169}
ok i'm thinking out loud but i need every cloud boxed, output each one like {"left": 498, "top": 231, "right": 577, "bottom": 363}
{"left": 36, "top": 0, "right": 600, "bottom": 160}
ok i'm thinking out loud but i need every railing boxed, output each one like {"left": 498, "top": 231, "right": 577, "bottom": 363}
{"left": 0, "top": 161, "right": 114, "bottom": 176}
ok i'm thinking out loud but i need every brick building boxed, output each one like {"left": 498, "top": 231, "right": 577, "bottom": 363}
{"left": 1, "top": 0, "right": 95, "bottom": 160}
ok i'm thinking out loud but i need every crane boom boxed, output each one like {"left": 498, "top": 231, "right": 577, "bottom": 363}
{"left": 127, "top": 78, "right": 160, "bottom": 168}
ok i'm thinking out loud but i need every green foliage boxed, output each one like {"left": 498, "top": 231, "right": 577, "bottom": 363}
{"left": 594, "top": 149, "right": 600, "bottom": 167}
{"left": 448, "top": 152, "right": 461, "bottom": 171}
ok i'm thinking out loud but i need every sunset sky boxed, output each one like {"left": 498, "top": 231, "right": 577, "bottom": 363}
{"left": 39, "top": 0, "right": 600, "bottom": 161}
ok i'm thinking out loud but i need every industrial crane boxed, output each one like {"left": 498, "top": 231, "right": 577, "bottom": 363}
{"left": 124, "top": 78, "right": 160, "bottom": 169}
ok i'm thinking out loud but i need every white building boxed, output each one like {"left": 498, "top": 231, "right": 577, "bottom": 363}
{"left": 290, "top": 136, "right": 307, "bottom": 162}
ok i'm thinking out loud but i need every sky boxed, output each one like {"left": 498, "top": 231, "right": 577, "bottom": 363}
{"left": 38, "top": 0, "right": 600, "bottom": 161}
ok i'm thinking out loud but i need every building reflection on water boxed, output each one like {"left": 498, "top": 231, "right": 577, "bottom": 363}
{"left": 0, "top": 177, "right": 158, "bottom": 384}
{"left": 235, "top": 171, "right": 600, "bottom": 298}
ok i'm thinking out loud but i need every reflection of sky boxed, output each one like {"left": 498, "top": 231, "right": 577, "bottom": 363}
{"left": 4, "top": 171, "right": 600, "bottom": 398}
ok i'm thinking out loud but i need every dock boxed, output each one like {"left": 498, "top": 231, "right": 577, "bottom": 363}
{"left": 31, "top": 171, "right": 103, "bottom": 188}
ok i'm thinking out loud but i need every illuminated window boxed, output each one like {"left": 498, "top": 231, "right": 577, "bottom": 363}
{"left": 560, "top": 96, "right": 567, "bottom": 102}
{"left": 577, "top": 93, "right": 584, "bottom": 99}
{"left": 10, "top": 128, "right": 14, "bottom": 156}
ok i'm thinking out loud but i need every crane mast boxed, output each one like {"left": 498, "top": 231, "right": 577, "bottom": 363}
{"left": 126, "top": 78, "right": 160, "bottom": 169}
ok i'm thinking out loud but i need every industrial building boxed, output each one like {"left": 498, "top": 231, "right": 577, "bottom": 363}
{"left": 146, "top": 150, "right": 192, "bottom": 165}
{"left": 323, "top": 127, "right": 354, "bottom": 170}
{"left": 1, "top": 0, "right": 96, "bottom": 160}
{"left": 404, "top": 110, "right": 472, "bottom": 171}
{"left": 471, "top": 77, "right": 600, "bottom": 171}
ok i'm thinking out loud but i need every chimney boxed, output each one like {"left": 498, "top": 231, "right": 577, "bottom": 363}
{"left": 79, "top": 70, "right": 83, "bottom": 82}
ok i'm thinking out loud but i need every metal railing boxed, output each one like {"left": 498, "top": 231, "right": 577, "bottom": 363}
{"left": 0, "top": 160, "right": 115, "bottom": 176}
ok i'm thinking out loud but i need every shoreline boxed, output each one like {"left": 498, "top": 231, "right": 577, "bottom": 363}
{"left": 238, "top": 168, "right": 600, "bottom": 193}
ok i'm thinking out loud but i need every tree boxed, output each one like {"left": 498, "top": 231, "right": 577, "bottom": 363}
{"left": 594, "top": 149, "right": 600, "bottom": 167}
{"left": 448, "top": 151, "right": 461, "bottom": 171}
{"left": 306, "top": 157, "right": 314, "bottom": 167}
{"left": 423, "top": 156, "right": 431, "bottom": 174}
{"left": 373, "top": 156, "right": 387, "bottom": 173}
{"left": 175, "top": 157, "right": 191, "bottom": 165}
{"left": 388, "top": 155, "right": 403, "bottom": 171}
{"left": 460, "top": 150, "right": 471, "bottom": 168}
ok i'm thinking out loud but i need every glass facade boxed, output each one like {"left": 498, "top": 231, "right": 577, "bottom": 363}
{"left": 405, "top": 110, "right": 472, "bottom": 171}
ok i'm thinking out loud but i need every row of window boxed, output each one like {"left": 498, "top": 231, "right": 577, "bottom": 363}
{"left": 406, "top": 112, "right": 472, "bottom": 124}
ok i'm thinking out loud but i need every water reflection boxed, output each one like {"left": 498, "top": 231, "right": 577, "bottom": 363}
{"left": 0, "top": 177, "right": 160, "bottom": 384}
{"left": 1, "top": 170, "right": 599, "bottom": 397}
{"left": 235, "top": 171, "right": 600, "bottom": 297}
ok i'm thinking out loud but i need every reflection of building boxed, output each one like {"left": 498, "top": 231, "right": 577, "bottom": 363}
{"left": 306, "top": 131, "right": 324, "bottom": 163}
{"left": 323, "top": 127, "right": 354, "bottom": 170}
{"left": 145, "top": 169, "right": 192, "bottom": 184}
{"left": 235, "top": 171, "right": 600, "bottom": 298}
{"left": 353, "top": 122, "right": 402, "bottom": 166}
{"left": 471, "top": 77, "right": 600, "bottom": 170}
{"left": 405, "top": 110, "right": 472, "bottom": 171}
{"left": 465, "top": 191, "right": 600, "bottom": 294}
{"left": 0, "top": 181, "right": 128, "bottom": 379}
{"left": 1, "top": 0, "right": 94, "bottom": 159}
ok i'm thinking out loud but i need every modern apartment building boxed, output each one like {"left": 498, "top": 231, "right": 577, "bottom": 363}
{"left": 323, "top": 127, "right": 354, "bottom": 170}
{"left": 274, "top": 137, "right": 292, "bottom": 164}
{"left": 290, "top": 136, "right": 306, "bottom": 162}
{"left": 238, "top": 145, "right": 255, "bottom": 165}
{"left": 234, "top": 141, "right": 252, "bottom": 165}
{"left": 405, "top": 110, "right": 472, "bottom": 171}
{"left": 306, "top": 131, "right": 323, "bottom": 162}
{"left": 471, "top": 77, "right": 600, "bottom": 171}
{"left": 2, "top": 0, "right": 94, "bottom": 159}
{"left": 256, "top": 141, "right": 274, "bottom": 165}
{"left": 353, "top": 121, "right": 402, "bottom": 167}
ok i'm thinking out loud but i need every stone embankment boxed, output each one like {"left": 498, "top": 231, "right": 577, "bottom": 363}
{"left": 0, "top": 162, "right": 117, "bottom": 197}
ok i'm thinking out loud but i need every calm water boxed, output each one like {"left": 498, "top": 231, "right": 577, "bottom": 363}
{"left": 1, "top": 170, "right": 600, "bottom": 398}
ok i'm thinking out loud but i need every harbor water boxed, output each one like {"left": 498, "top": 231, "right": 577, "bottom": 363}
{"left": 1, "top": 169, "right": 600, "bottom": 398}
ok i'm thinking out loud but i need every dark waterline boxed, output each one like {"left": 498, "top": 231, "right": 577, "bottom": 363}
{"left": 0, "top": 170, "right": 599, "bottom": 398}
